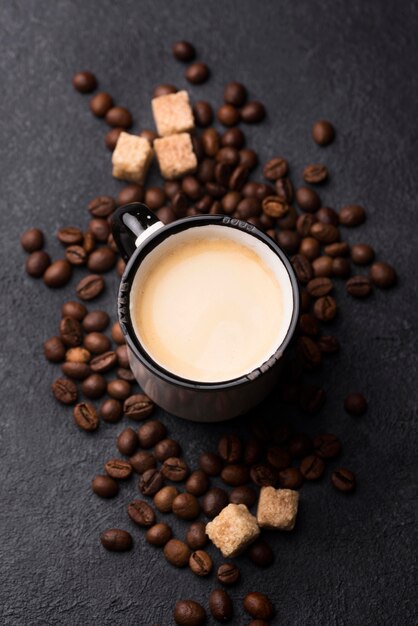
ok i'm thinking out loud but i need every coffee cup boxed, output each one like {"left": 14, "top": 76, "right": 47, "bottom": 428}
{"left": 111, "top": 203, "right": 299, "bottom": 422}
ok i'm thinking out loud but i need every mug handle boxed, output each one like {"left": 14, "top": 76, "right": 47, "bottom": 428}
{"left": 111, "top": 202, "right": 164, "bottom": 262}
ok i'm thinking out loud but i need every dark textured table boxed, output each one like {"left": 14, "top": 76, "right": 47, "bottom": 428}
{"left": 1, "top": 1, "right": 417, "bottom": 624}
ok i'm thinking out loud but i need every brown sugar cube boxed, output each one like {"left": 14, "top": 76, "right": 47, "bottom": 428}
{"left": 205, "top": 503, "right": 260, "bottom": 558}
{"left": 256, "top": 486, "right": 299, "bottom": 531}
{"left": 152, "top": 90, "right": 195, "bottom": 137}
{"left": 154, "top": 133, "right": 197, "bottom": 180}
{"left": 112, "top": 132, "right": 153, "bottom": 184}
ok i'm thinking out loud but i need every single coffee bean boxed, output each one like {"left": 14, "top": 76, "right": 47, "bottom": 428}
{"left": 89, "top": 92, "right": 113, "bottom": 117}
{"left": 313, "top": 433, "right": 342, "bottom": 458}
{"left": 172, "top": 40, "right": 196, "bottom": 61}
{"left": 105, "top": 458, "right": 132, "bottom": 479}
{"left": 199, "top": 452, "right": 223, "bottom": 476}
{"left": 312, "top": 255, "right": 334, "bottom": 278}
{"left": 299, "top": 384, "right": 326, "bottom": 414}
{"left": 186, "top": 470, "right": 210, "bottom": 496}
{"left": 299, "top": 237, "right": 321, "bottom": 261}
{"left": 173, "top": 600, "right": 206, "bottom": 626}
{"left": 229, "top": 165, "right": 249, "bottom": 191}
{"left": 117, "top": 367, "right": 135, "bottom": 382}
{"left": 297, "top": 213, "right": 317, "bottom": 237}
{"left": 82, "top": 310, "right": 109, "bottom": 332}
{"left": 277, "top": 230, "right": 300, "bottom": 254}
{"left": 240, "top": 148, "right": 258, "bottom": 170}
{"left": 243, "top": 592, "right": 274, "bottom": 620}
{"left": 331, "top": 468, "right": 356, "bottom": 492}
{"left": 57, "top": 226, "right": 83, "bottom": 246}
{"left": 201, "top": 128, "right": 220, "bottom": 156}
{"left": 369, "top": 261, "right": 397, "bottom": 288}
{"left": 155, "top": 438, "right": 181, "bottom": 462}
{"left": 87, "top": 247, "right": 116, "bottom": 273}
{"left": 139, "top": 468, "right": 164, "bottom": 495}
{"left": 73, "top": 402, "right": 99, "bottom": 431}
{"left": 297, "top": 336, "right": 322, "bottom": 370}
{"left": 278, "top": 467, "right": 304, "bottom": 489}
{"left": 83, "top": 231, "right": 96, "bottom": 254}
{"left": 130, "top": 450, "right": 156, "bottom": 475}
{"left": 313, "top": 295, "right": 337, "bottom": 321}
{"left": 312, "top": 119, "right": 335, "bottom": 145}
{"left": 351, "top": 243, "right": 375, "bottom": 265}
{"left": 186, "top": 62, "right": 210, "bottom": 84}
{"left": 60, "top": 317, "right": 82, "bottom": 347}
{"left": 339, "top": 204, "right": 365, "bottom": 226}
{"left": 138, "top": 420, "right": 167, "bottom": 448}
{"left": 263, "top": 157, "right": 288, "bottom": 181}
{"left": 346, "top": 275, "right": 372, "bottom": 298}
{"left": 89, "top": 218, "right": 110, "bottom": 242}
{"left": 164, "top": 539, "right": 191, "bottom": 568}
{"left": 310, "top": 222, "right": 339, "bottom": 244}
{"left": 218, "top": 434, "right": 242, "bottom": 463}
{"left": 153, "top": 84, "right": 177, "bottom": 97}
{"left": 117, "top": 427, "right": 139, "bottom": 456}
{"left": 291, "top": 254, "right": 313, "bottom": 284}
{"left": 222, "top": 127, "right": 245, "bottom": 149}
{"left": 52, "top": 377, "right": 77, "bottom": 405}
{"left": 250, "top": 464, "right": 276, "bottom": 487}
{"left": 124, "top": 394, "right": 154, "bottom": 420}
{"left": 117, "top": 183, "right": 144, "bottom": 205}
{"left": 115, "top": 344, "right": 129, "bottom": 369}
{"left": 288, "top": 433, "right": 313, "bottom": 457}
{"left": 224, "top": 81, "right": 247, "bottom": 106}
{"left": 25, "top": 251, "right": 51, "bottom": 277}
{"left": 65, "top": 245, "right": 87, "bottom": 266}
{"left": 267, "top": 446, "right": 292, "bottom": 471}
{"left": 83, "top": 332, "right": 110, "bottom": 354}
{"left": 44, "top": 336, "right": 66, "bottom": 362}
{"left": 127, "top": 499, "right": 156, "bottom": 527}
{"left": 92, "top": 474, "right": 118, "bottom": 498}
{"left": 295, "top": 187, "right": 321, "bottom": 212}
{"left": 81, "top": 373, "right": 106, "bottom": 399}
{"left": 65, "top": 347, "right": 90, "bottom": 363}
{"left": 105, "top": 127, "right": 123, "bottom": 151}
{"left": 318, "top": 335, "right": 340, "bottom": 353}
{"left": 217, "top": 103, "right": 240, "bottom": 126}
{"left": 300, "top": 454, "right": 325, "bottom": 480}
{"left": 243, "top": 439, "right": 263, "bottom": 465}
{"left": 186, "top": 521, "right": 208, "bottom": 550}
{"left": 107, "top": 379, "right": 131, "bottom": 401}
{"left": 317, "top": 206, "right": 339, "bottom": 225}
{"left": 344, "top": 393, "right": 368, "bottom": 416}
{"left": 43, "top": 259, "right": 72, "bottom": 288}
{"left": 61, "top": 301, "right": 87, "bottom": 321}
{"left": 146, "top": 522, "right": 173, "bottom": 547}
{"left": 229, "top": 485, "right": 257, "bottom": 508}
{"left": 221, "top": 464, "right": 250, "bottom": 487}
{"left": 76, "top": 274, "right": 105, "bottom": 300}
{"left": 323, "top": 243, "right": 348, "bottom": 259}
{"left": 209, "top": 588, "right": 233, "bottom": 622}
{"left": 217, "top": 563, "right": 240, "bottom": 586}
{"left": 100, "top": 528, "right": 132, "bottom": 552}
{"left": 145, "top": 186, "right": 167, "bottom": 210}
{"left": 72, "top": 70, "right": 97, "bottom": 93}
{"left": 153, "top": 485, "right": 178, "bottom": 513}
{"left": 202, "top": 487, "right": 229, "bottom": 518}
{"left": 248, "top": 539, "right": 274, "bottom": 567}
{"left": 303, "top": 163, "right": 328, "bottom": 184}
{"left": 61, "top": 362, "right": 91, "bottom": 380}
{"left": 299, "top": 313, "right": 320, "bottom": 337}
{"left": 262, "top": 195, "right": 288, "bottom": 218}
{"left": 105, "top": 106, "right": 132, "bottom": 128}
{"left": 172, "top": 493, "right": 200, "bottom": 520}
{"left": 189, "top": 550, "right": 213, "bottom": 577}
{"left": 241, "top": 101, "right": 266, "bottom": 123}
{"left": 193, "top": 100, "right": 214, "bottom": 127}
{"left": 237, "top": 196, "right": 261, "bottom": 218}
{"left": 161, "top": 457, "right": 189, "bottom": 482}
{"left": 111, "top": 321, "right": 125, "bottom": 344}
{"left": 99, "top": 398, "right": 123, "bottom": 423}
{"left": 332, "top": 257, "right": 351, "bottom": 278}
{"left": 21, "top": 227, "right": 44, "bottom": 252}
{"left": 307, "top": 277, "right": 333, "bottom": 297}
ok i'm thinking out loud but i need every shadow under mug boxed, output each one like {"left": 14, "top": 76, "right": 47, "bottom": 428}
{"left": 111, "top": 203, "right": 300, "bottom": 422}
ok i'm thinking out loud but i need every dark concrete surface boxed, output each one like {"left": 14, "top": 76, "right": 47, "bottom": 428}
{"left": 0, "top": 1, "right": 417, "bottom": 624}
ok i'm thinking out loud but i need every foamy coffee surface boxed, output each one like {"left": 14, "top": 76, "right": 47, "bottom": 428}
{"left": 131, "top": 227, "right": 293, "bottom": 382}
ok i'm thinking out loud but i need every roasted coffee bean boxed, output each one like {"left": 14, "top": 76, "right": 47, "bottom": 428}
{"left": 217, "top": 103, "right": 240, "bottom": 126}
{"left": 339, "top": 204, "right": 365, "bottom": 226}
{"left": 164, "top": 539, "right": 191, "bottom": 568}
{"left": 87, "top": 247, "right": 116, "bottom": 273}
{"left": 193, "top": 100, "right": 213, "bottom": 127}
{"left": 323, "top": 243, "right": 348, "bottom": 259}
{"left": 65, "top": 347, "right": 90, "bottom": 363}
{"left": 21, "top": 228, "right": 44, "bottom": 252}
{"left": 243, "top": 593, "right": 274, "bottom": 620}
{"left": 153, "top": 485, "right": 178, "bottom": 513}
{"left": 145, "top": 187, "right": 167, "bottom": 210}
{"left": 76, "top": 274, "right": 105, "bottom": 300}
{"left": 216, "top": 146, "right": 239, "bottom": 166}
{"left": 248, "top": 540, "right": 274, "bottom": 568}
{"left": 189, "top": 550, "right": 212, "bottom": 577}
{"left": 61, "top": 362, "right": 91, "bottom": 379}
{"left": 172, "top": 40, "right": 196, "bottom": 62}
{"left": 83, "top": 231, "right": 96, "bottom": 254}
{"left": 229, "top": 485, "right": 257, "bottom": 508}
{"left": 127, "top": 499, "right": 155, "bottom": 527}
{"left": 243, "top": 439, "right": 263, "bottom": 465}
{"left": 291, "top": 254, "right": 313, "bottom": 284}
{"left": 65, "top": 245, "right": 87, "bottom": 266}
{"left": 344, "top": 393, "right": 368, "bottom": 416}
{"left": 295, "top": 187, "right": 321, "bottom": 213}
{"left": 229, "top": 165, "right": 249, "bottom": 191}
{"left": 199, "top": 452, "right": 223, "bottom": 476}
{"left": 60, "top": 317, "right": 82, "bottom": 347}
{"left": 73, "top": 402, "right": 99, "bottom": 431}
{"left": 153, "top": 83, "right": 177, "bottom": 97}
{"left": 278, "top": 467, "right": 304, "bottom": 489}
{"left": 105, "top": 458, "right": 132, "bottom": 479}
{"left": 209, "top": 588, "right": 233, "bottom": 622}
{"left": 277, "top": 230, "right": 300, "bottom": 254}
{"left": 241, "top": 101, "right": 266, "bottom": 123}
{"left": 139, "top": 468, "right": 164, "bottom": 495}
{"left": 83, "top": 332, "right": 110, "bottom": 354}
{"left": 124, "top": 394, "right": 154, "bottom": 420}
{"left": 318, "top": 335, "right": 340, "bottom": 353}
{"left": 299, "top": 384, "right": 326, "bottom": 414}
{"left": 332, "top": 257, "right": 351, "bottom": 278}
{"left": 299, "top": 313, "right": 320, "bottom": 337}
{"left": 297, "top": 336, "right": 322, "bottom": 370}
{"left": 173, "top": 493, "right": 200, "bottom": 520}
{"left": 185, "top": 521, "right": 209, "bottom": 550}
{"left": 303, "top": 163, "right": 328, "bottom": 184}
{"left": 312, "top": 119, "right": 335, "bottom": 145}
{"left": 370, "top": 261, "right": 397, "bottom": 288}
{"left": 107, "top": 379, "right": 130, "bottom": 400}
{"left": 89, "top": 351, "right": 117, "bottom": 373}
{"left": 155, "top": 438, "right": 181, "bottom": 462}
{"left": 116, "top": 184, "right": 144, "bottom": 206}
{"left": 299, "top": 237, "right": 320, "bottom": 261}
{"left": 222, "top": 127, "right": 245, "bottom": 149}
{"left": 182, "top": 176, "right": 203, "bottom": 200}
{"left": 164, "top": 180, "right": 181, "bottom": 199}
{"left": 267, "top": 446, "right": 292, "bottom": 470}
{"left": 198, "top": 160, "right": 215, "bottom": 184}
{"left": 90, "top": 91, "right": 113, "bottom": 117}
{"left": 138, "top": 420, "right": 167, "bottom": 448}
{"left": 61, "top": 301, "right": 87, "bottom": 321}
{"left": 221, "top": 191, "right": 240, "bottom": 214}
{"left": 100, "top": 528, "right": 132, "bottom": 552}
{"left": 346, "top": 275, "right": 372, "bottom": 298}
{"left": 99, "top": 398, "right": 122, "bottom": 423}
{"left": 57, "top": 226, "right": 83, "bottom": 246}
{"left": 156, "top": 205, "right": 177, "bottom": 224}
{"left": 240, "top": 148, "right": 258, "bottom": 170}
{"left": 201, "top": 128, "right": 220, "bottom": 156}
{"left": 331, "top": 468, "right": 356, "bottom": 492}
{"left": 105, "top": 106, "right": 132, "bottom": 128}
{"left": 218, "top": 434, "right": 242, "bottom": 463}
{"left": 185, "top": 62, "right": 210, "bottom": 84}
{"left": 263, "top": 157, "right": 288, "bottom": 181}
{"left": 52, "top": 377, "right": 77, "bottom": 404}
{"left": 317, "top": 206, "right": 339, "bottom": 226}
{"left": 307, "top": 277, "right": 333, "bottom": 297}
{"left": 81, "top": 373, "right": 107, "bottom": 399}
{"left": 117, "top": 427, "right": 139, "bottom": 456}
{"left": 300, "top": 454, "right": 325, "bottom": 480}
{"left": 130, "top": 450, "right": 156, "bottom": 475}
{"left": 72, "top": 70, "right": 97, "bottom": 93}
{"left": 117, "top": 367, "right": 135, "bottom": 382}
{"left": 43, "top": 259, "right": 72, "bottom": 288}
{"left": 297, "top": 213, "right": 317, "bottom": 237}
{"left": 262, "top": 195, "right": 288, "bottom": 218}
{"left": 224, "top": 81, "right": 247, "bottom": 106}
{"left": 237, "top": 197, "right": 261, "bottom": 218}
{"left": 79, "top": 313, "right": 105, "bottom": 335}
{"left": 217, "top": 563, "right": 240, "bottom": 586}
{"left": 288, "top": 433, "right": 313, "bottom": 458}
{"left": 105, "top": 127, "right": 123, "bottom": 151}
{"left": 313, "top": 433, "right": 342, "bottom": 459}
{"left": 146, "top": 522, "right": 173, "bottom": 547}
{"left": 186, "top": 470, "right": 210, "bottom": 496}
{"left": 313, "top": 295, "right": 337, "bottom": 321}
{"left": 115, "top": 345, "right": 129, "bottom": 369}
{"left": 173, "top": 600, "right": 206, "bottom": 625}
{"left": 92, "top": 474, "right": 118, "bottom": 498}
{"left": 250, "top": 464, "right": 276, "bottom": 487}
{"left": 202, "top": 487, "right": 229, "bottom": 518}
{"left": 312, "top": 255, "right": 333, "bottom": 277}
{"left": 351, "top": 243, "right": 375, "bottom": 265}
{"left": 25, "top": 251, "right": 51, "bottom": 277}
{"left": 44, "top": 336, "right": 66, "bottom": 362}
{"left": 221, "top": 464, "right": 250, "bottom": 486}
{"left": 161, "top": 457, "right": 189, "bottom": 482}
{"left": 310, "top": 222, "right": 339, "bottom": 244}
{"left": 111, "top": 321, "right": 125, "bottom": 344}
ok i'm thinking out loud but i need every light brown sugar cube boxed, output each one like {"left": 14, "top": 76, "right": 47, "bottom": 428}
{"left": 256, "top": 486, "right": 299, "bottom": 531}
{"left": 112, "top": 132, "right": 153, "bottom": 184}
{"left": 205, "top": 503, "right": 260, "bottom": 557}
{"left": 152, "top": 90, "right": 195, "bottom": 136}
{"left": 154, "top": 133, "right": 197, "bottom": 180}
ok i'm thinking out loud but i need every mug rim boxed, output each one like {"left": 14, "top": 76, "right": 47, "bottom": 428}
{"left": 118, "top": 214, "right": 300, "bottom": 390}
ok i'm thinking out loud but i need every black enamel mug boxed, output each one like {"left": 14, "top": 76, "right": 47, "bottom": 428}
{"left": 111, "top": 203, "right": 300, "bottom": 422}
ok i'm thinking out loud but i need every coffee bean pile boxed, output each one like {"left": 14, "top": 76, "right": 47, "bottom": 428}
{"left": 20, "top": 39, "right": 398, "bottom": 625}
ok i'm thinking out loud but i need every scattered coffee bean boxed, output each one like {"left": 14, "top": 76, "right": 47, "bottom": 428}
{"left": 369, "top": 261, "right": 397, "bottom": 288}
{"left": 313, "top": 295, "right": 337, "bottom": 321}
{"left": 164, "top": 539, "right": 191, "bottom": 568}
{"left": 262, "top": 195, "right": 289, "bottom": 218}
{"left": 224, "top": 81, "right": 247, "bottom": 106}
{"left": 61, "top": 301, "right": 87, "bottom": 320}
{"left": 172, "top": 493, "right": 200, "bottom": 520}
{"left": 105, "top": 458, "right": 132, "bottom": 479}
{"left": 92, "top": 474, "right": 119, "bottom": 498}
{"left": 65, "top": 245, "right": 87, "bottom": 266}
{"left": 209, "top": 588, "right": 233, "bottom": 622}
{"left": 21, "top": 228, "right": 44, "bottom": 252}
{"left": 139, "top": 468, "right": 164, "bottom": 495}
{"left": 57, "top": 226, "right": 83, "bottom": 246}
{"left": 153, "top": 84, "right": 177, "bottom": 97}
{"left": 332, "top": 257, "right": 351, "bottom": 278}
{"left": 193, "top": 100, "right": 214, "bottom": 127}
{"left": 117, "top": 427, "right": 139, "bottom": 456}
{"left": 339, "top": 204, "right": 365, "bottom": 226}
{"left": 345, "top": 275, "right": 372, "bottom": 298}
{"left": 297, "top": 336, "right": 322, "bottom": 370}
{"left": 299, "top": 384, "right": 326, "bottom": 414}
{"left": 351, "top": 243, "right": 375, "bottom": 265}
{"left": 218, "top": 434, "right": 242, "bottom": 463}
{"left": 105, "top": 127, "right": 123, "bottom": 151}
{"left": 229, "top": 485, "right": 257, "bottom": 508}
{"left": 117, "top": 183, "right": 144, "bottom": 205}
{"left": 89, "top": 218, "right": 110, "bottom": 242}
{"left": 295, "top": 187, "right": 321, "bottom": 212}
{"left": 243, "top": 592, "right": 274, "bottom": 620}
{"left": 313, "top": 433, "right": 342, "bottom": 458}
{"left": 291, "top": 254, "right": 313, "bottom": 284}
{"left": 189, "top": 550, "right": 213, "bottom": 577}
{"left": 61, "top": 362, "right": 90, "bottom": 379}
{"left": 344, "top": 393, "right": 368, "bottom": 416}
{"left": 241, "top": 101, "right": 266, "bottom": 123}
{"left": 278, "top": 467, "right": 304, "bottom": 489}
{"left": 76, "top": 274, "right": 105, "bottom": 300}
{"left": 250, "top": 464, "right": 276, "bottom": 487}
{"left": 153, "top": 485, "right": 178, "bottom": 513}
{"left": 52, "top": 377, "right": 77, "bottom": 404}
{"left": 73, "top": 402, "right": 99, "bottom": 431}
{"left": 161, "top": 457, "right": 189, "bottom": 482}
{"left": 107, "top": 379, "right": 131, "bottom": 400}
{"left": 303, "top": 163, "right": 328, "bottom": 184}
{"left": 65, "top": 347, "right": 90, "bottom": 363}
{"left": 100, "top": 528, "right": 132, "bottom": 552}
{"left": 288, "top": 433, "right": 313, "bottom": 457}
{"left": 172, "top": 40, "right": 196, "bottom": 62}
{"left": 82, "top": 310, "right": 109, "bottom": 332}
{"left": 202, "top": 487, "right": 229, "bottom": 518}
{"left": 81, "top": 373, "right": 107, "bottom": 399}
{"left": 267, "top": 446, "right": 292, "bottom": 470}
{"left": 186, "top": 521, "right": 209, "bottom": 550}
{"left": 44, "top": 336, "right": 66, "bottom": 362}
{"left": 105, "top": 106, "right": 132, "bottom": 128}
{"left": 146, "top": 522, "right": 173, "bottom": 547}
{"left": 243, "top": 439, "right": 263, "bottom": 465}
{"left": 217, "top": 563, "right": 240, "bottom": 586}
{"left": 90, "top": 351, "right": 117, "bottom": 373}
{"left": 73, "top": 70, "right": 97, "bottom": 93}
{"left": 299, "top": 237, "right": 320, "bottom": 261}
{"left": 90, "top": 92, "right": 113, "bottom": 117}
{"left": 43, "top": 259, "right": 72, "bottom": 288}
{"left": 138, "top": 420, "right": 167, "bottom": 448}
{"left": 173, "top": 600, "right": 206, "bottom": 626}
{"left": 87, "top": 247, "right": 116, "bottom": 273}
{"left": 127, "top": 499, "right": 156, "bottom": 527}
{"left": 248, "top": 539, "right": 274, "bottom": 568}
{"left": 124, "top": 394, "right": 154, "bottom": 420}
{"left": 312, "top": 120, "right": 335, "bottom": 146}
{"left": 331, "top": 468, "right": 356, "bottom": 492}
{"left": 185, "top": 470, "right": 209, "bottom": 496}
{"left": 300, "top": 454, "right": 326, "bottom": 480}
{"left": 111, "top": 321, "right": 126, "bottom": 344}
{"left": 60, "top": 317, "right": 82, "bottom": 347}
{"left": 221, "top": 464, "right": 250, "bottom": 486}
{"left": 25, "top": 251, "right": 51, "bottom": 277}
{"left": 155, "top": 438, "right": 182, "bottom": 462}
{"left": 186, "top": 62, "right": 210, "bottom": 84}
